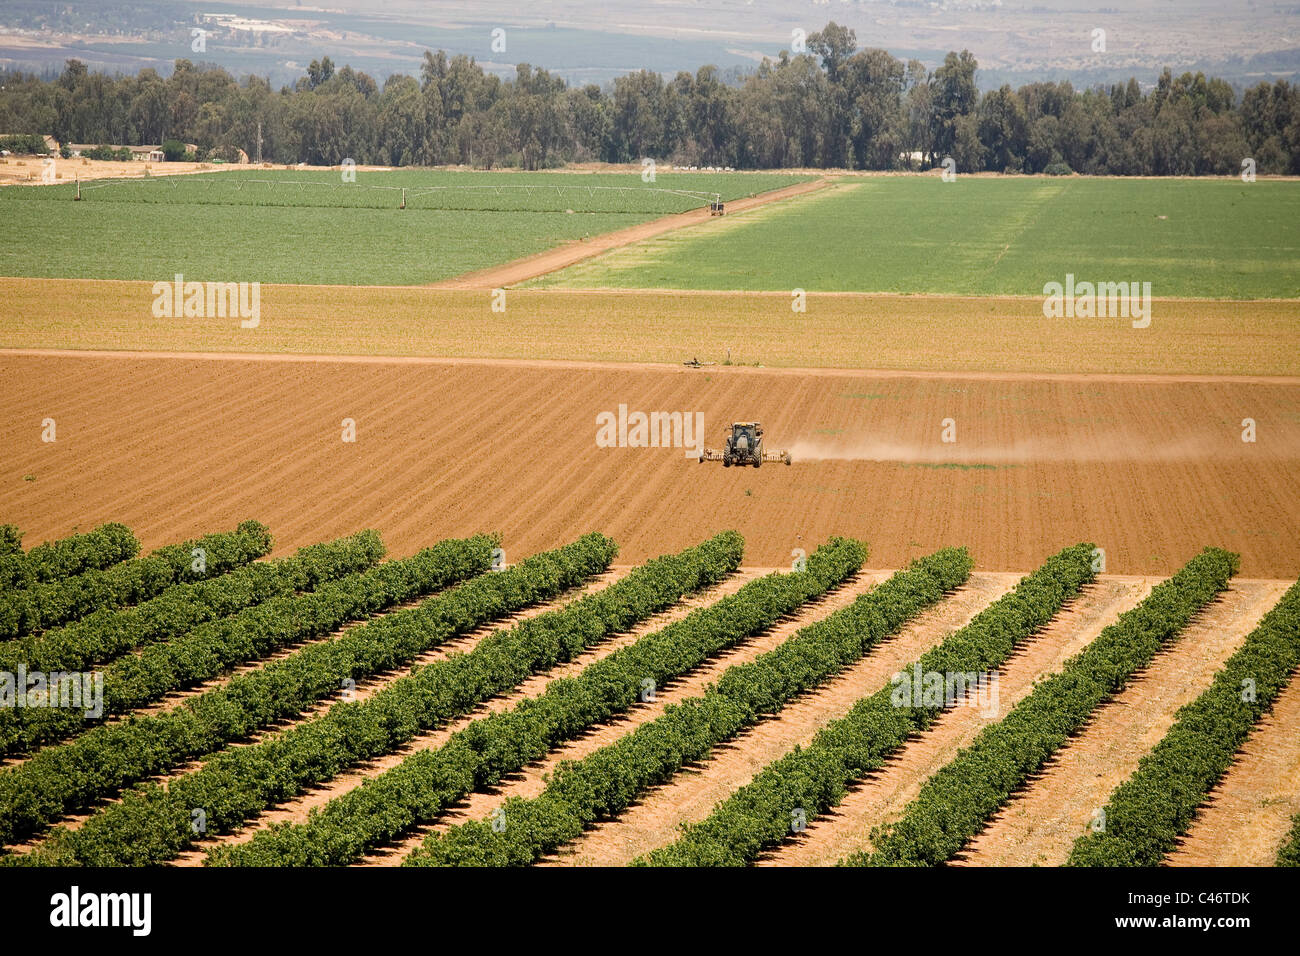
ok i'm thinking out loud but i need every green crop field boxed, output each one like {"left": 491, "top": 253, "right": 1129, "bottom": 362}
{"left": 0, "top": 169, "right": 808, "bottom": 286}
{"left": 530, "top": 176, "right": 1300, "bottom": 299}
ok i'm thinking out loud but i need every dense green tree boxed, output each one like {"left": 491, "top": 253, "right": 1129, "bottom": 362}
{"left": 845, "top": 48, "right": 907, "bottom": 169}
{"left": 978, "top": 85, "right": 1028, "bottom": 172}
{"left": 1, "top": 30, "right": 1294, "bottom": 174}
{"left": 611, "top": 70, "right": 671, "bottom": 161}
{"left": 931, "top": 50, "right": 979, "bottom": 160}
{"left": 808, "top": 22, "right": 858, "bottom": 167}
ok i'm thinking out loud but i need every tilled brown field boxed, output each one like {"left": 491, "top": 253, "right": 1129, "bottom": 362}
{"left": 3, "top": 278, "right": 1299, "bottom": 376}
{"left": 1, "top": 351, "right": 1297, "bottom": 575}
{"left": 2, "top": 350, "right": 1297, "bottom": 868}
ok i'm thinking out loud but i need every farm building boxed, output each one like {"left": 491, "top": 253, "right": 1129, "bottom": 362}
{"left": 66, "top": 144, "right": 209, "bottom": 161}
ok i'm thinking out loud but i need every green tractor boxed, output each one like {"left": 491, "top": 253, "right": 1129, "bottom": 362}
{"left": 699, "top": 421, "right": 792, "bottom": 468}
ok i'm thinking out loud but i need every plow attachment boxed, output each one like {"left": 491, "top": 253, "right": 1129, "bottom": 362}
{"left": 698, "top": 445, "right": 792, "bottom": 467}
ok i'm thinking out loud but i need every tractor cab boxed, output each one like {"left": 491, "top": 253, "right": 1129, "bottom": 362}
{"left": 728, "top": 422, "right": 762, "bottom": 457}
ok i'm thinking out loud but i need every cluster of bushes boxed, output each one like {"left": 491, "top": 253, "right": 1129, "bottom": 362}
{"left": 159, "top": 139, "right": 196, "bottom": 162}
{"left": 858, "top": 547, "right": 1238, "bottom": 867}
{"left": 1068, "top": 576, "right": 1300, "bottom": 866}
{"left": 25, "top": 535, "right": 738, "bottom": 868}
{"left": 0, "top": 530, "right": 489, "bottom": 757}
{"left": 79, "top": 145, "right": 134, "bottom": 161}
{"left": 409, "top": 544, "right": 971, "bottom": 867}
{"left": 11, "top": 534, "right": 739, "bottom": 865}
{"left": 1279, "top": 815, "right": 1300, "bottom": 866}
{"left": 0, "top": 531, "right": 553, "bottom": 848}
{"left": 0, "top": 521, "right": 272, "bottom": 639}
{"left": 0, "top": 531, "right": 385, "bottom": 677}
{"left": 210, "top": 537, "right": 865, "bottom": 865}
{"left": 0, "top": 134, "right": 49, "bottom": 155}
{"left": 0, "top": 523, "right": 138, "bottom": 592}
{"left": 641, "top": 542, "right": 1099, "bottom": 866}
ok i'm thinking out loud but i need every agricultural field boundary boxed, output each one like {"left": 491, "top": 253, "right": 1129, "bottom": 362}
{"left": 527, "top": 177, "right": 1300, "bottom": 298}
{"left": 3, "top": 348, "right": 1297, "bottom": 386}
{"left": 3, "top": 353, "right": 1297, "bottom": 575}
{"left": 427, "top": 177, "right": 833, "bottom": 289}
{"left": 4, "top": 281, "right": 1297, "bottom": 376}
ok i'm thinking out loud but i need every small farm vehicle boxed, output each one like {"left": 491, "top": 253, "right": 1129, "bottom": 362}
{"left": 699, "top": 422, "right": 792, "bottom": 467}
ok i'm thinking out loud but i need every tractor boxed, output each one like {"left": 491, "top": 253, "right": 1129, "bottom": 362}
{"left": 699, "top": 422, "right": 792, "bottom": 467}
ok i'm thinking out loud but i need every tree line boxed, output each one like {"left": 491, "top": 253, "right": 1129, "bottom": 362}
{"left": 1, "top": 22, "right": 1297, "bottom": 175}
